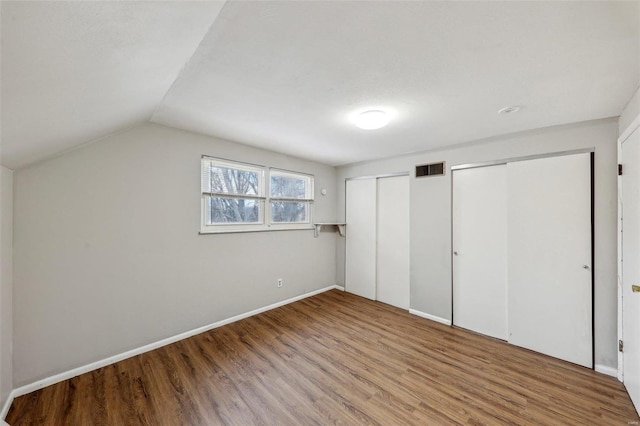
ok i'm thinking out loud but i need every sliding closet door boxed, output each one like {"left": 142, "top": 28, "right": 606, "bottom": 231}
{"left": 376, "top": 175, "right": 410, "bottom": 309}
{"left": 452, "top": 165, "right": 508, "bottom": 340}
{"left": 507, "top": 153, "right": 592, "bottom": 367}
{"left": 345, "top": 178, "right": 377, "bottom": 300}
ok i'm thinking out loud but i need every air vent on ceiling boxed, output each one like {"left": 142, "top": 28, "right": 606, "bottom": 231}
{"left": 416, "top": 161, "right": 446, "bottom": 178}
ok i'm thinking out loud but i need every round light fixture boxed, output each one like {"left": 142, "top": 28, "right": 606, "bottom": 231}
{"left": 355, "top": 110, "right": 390, "bottom": 130}
{"left": 498, "top": 105, "right": 521, "bottom": 115}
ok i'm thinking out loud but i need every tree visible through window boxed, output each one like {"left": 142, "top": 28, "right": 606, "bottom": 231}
{"left": 201, "top": 157, "right": 314, "bottom": 233}
{"left": 208, "top": 164, "right": 261, "bottom": 223}
{"left": 270, "top": 171, "right": 312, "bottom": 223}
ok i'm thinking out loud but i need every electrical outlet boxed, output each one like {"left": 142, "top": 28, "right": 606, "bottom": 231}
{"left": 277, "top": 278, "right": 283, "bottom": 288}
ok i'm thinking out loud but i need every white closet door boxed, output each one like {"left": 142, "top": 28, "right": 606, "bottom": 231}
{"left": 452, "top": 165, "right": 508, "bottom": 340}
{"left": 508, "top": 153, "right": 592, "bottom": 367}
{"left": 376, "top": 175, "right": 410, "bottom": 310}
{"left": 345, "top": 178, "right": 377, "bottom": 300}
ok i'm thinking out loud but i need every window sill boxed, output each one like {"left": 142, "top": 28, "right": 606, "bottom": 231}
{"left": 199, "top": 225, "right": 315, "bottom": 235}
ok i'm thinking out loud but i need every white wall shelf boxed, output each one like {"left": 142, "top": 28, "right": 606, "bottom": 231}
{"left": 314, "top": 223, "right": 346, "bottom": 238}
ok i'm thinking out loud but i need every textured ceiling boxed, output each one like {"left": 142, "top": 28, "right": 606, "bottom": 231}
{"left": 2, "top": 1, "right": 639, "bottom": 169}
{"left": 1, "top": 1, "right": 226, "bottom": 169}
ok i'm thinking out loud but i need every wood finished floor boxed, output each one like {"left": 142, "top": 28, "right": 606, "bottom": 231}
{"left": 7, "top": 290, "right": 639, "bottom": 425}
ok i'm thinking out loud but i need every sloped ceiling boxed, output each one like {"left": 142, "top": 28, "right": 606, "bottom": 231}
{"left": 2, "top": 1, "right": 639, "bottom": 169}
{"left": 1, "top": 1, "right": 226, "bottom": 169}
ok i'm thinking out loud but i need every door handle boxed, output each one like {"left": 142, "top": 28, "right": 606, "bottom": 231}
{"left": 583, "top": 265, "right": 590, "bottom": 270}
{"left": 632, "top": 285, "right": 640, "bottom": 293}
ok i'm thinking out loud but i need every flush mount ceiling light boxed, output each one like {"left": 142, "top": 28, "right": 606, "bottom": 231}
{"left": 355, "top": 110, "right": 390, "bottom": 130}
{"left": 498, "top": 105, "right": 521, "bottom": 115}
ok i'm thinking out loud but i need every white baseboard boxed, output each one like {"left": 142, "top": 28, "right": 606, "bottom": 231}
{"left": 4, "top": 285, "right": 342, "bottom": 417}
{"left": 1, "top": 390, "right": 17, "bottom": 421}
{"left": 407, "top": 313, "right": 618, "bottom": 378}
{"left": 595, "top": 364, "right": 618, "bottom": 378}
{"left": 409, "top": 309, "right": 452, "bottom": 326}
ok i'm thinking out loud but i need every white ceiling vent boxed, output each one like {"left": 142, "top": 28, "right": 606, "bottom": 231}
{"left": 416, "top": 162, "right": 446, "bottom": 178}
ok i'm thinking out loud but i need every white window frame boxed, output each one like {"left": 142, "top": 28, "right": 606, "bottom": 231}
{"left": 201, "top": 156, "right": 314, "bottom": 234}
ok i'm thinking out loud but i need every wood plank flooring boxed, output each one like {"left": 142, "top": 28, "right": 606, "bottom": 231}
{"left": 6, "top": 289, "right": 639, "bottom": 425}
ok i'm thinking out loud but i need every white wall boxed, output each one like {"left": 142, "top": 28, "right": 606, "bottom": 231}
{"left": 12, "top": 123, "right": 337, "bottom": 387}
{"left": 0, "top": 166, "right": 13, "bottom": 412}
{"left": 336, "top": 118, "right": 619, "bottom": 368}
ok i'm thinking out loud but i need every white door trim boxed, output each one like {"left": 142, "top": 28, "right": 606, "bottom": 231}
{"left": 451, "top": 148, "right": 594, "bottom": 171}
{"left": 345, "top": 172, "right": 410, "bottom": 181}
{"left": 618, "top": 113, "right": 640, "bottom": 382}
{"left": 619, "top": 114, "right": 640, "bottom": 145}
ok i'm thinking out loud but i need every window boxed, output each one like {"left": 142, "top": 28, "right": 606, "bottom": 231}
{"left": 201, "top": 157, "right": 314, "bottom": 233}
{"left": 201, "top": 158, "right": 265, "bottom": 229}
{"left": 270, "top": 170, "right": 313, "bottom": 224}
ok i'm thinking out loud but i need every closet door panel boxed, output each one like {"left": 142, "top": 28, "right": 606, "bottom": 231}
{"left": 345, "top": 178, "right": 377, "bottom": 300}
{"left": 452, "top": 165, "right": 508, "bottom": 340}
{"left": 377, "top": 175, "right": 410, "bottom": 310}
{"left": 507, "top": 153, "right": 592, "bottom": 368}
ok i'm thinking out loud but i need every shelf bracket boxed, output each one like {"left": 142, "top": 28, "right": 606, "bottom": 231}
{"left": 314, "top": 223, "right": 346, "bottom": 238}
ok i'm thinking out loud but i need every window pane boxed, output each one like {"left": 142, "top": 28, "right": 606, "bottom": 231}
{"left": 271, "top": 201, "right": 309, "bottom": 223}
{"left": 270, "top": 173, "right": 309, "bottom": 199}
{"left": 207, "top": 197, "right": 261, "bottom": 224}
{"left": 208, "top": 165, "right": 261, "bottom": 196}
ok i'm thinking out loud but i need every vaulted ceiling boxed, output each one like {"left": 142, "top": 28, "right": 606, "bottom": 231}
{"left": 2, "top": 1, "right": 639, "bottom": 169}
